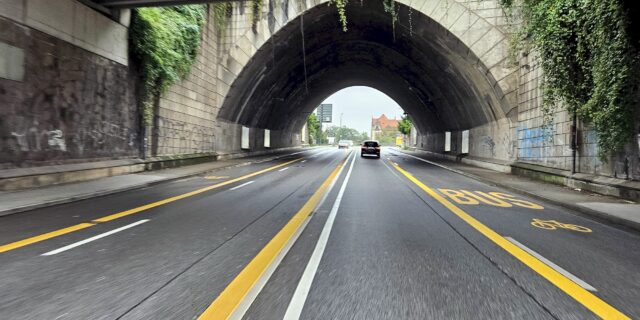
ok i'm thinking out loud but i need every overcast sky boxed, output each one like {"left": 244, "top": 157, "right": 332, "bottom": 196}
{"left": 316, "top": 86, "right": 405, "bottom": 134}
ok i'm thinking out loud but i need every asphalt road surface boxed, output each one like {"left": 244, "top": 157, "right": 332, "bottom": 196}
{"left": 0, "top": 147, "right": 638, "bottom": 320}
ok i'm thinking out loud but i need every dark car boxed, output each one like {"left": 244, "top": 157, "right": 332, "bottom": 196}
{"left": 361, "top": 140, "right": 381, "bottom": 158}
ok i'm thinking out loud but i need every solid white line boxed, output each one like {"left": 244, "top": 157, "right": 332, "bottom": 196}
{"left": 228, "top": 151, "right": 355, "bottom": 320}
{"left": 42, "top": 220, "right": 150, "bottom": 256}
{"left": 229, "top": 180, "right": 255, "bottom": 191}
{"left": 504, "top": 237, "right": 597, "bottom": 292}
{"left": 283, "top": 148, "right": 358, "bottom": 320}
{"left": 279, "top": 167, "right": 290, "bottom": 172}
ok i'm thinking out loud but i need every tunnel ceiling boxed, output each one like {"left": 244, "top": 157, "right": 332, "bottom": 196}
{"left": 218, "top": 1, "right": 510, "bottom": 134}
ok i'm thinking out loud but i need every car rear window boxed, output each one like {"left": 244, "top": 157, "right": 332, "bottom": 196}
{"left": 363, "top": 141, "right": 379, "bottom": 147}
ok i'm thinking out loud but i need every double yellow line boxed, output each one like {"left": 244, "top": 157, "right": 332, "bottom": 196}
{"left": 390, "top": 162, "right": 630, "bottom": 320}
{"left": 0, "top": 158, "right": 303, "bottom": 254}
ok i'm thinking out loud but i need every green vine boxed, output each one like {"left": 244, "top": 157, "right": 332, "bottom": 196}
{"left": 502, "top": 0, "right": 639, "bottom": 159}
{"left": 212, "top": 2, "right": 232, "bottom": 34}
{"left": 130, "top": 5, "right": 207, "bottom": 125}
{"left": 329, "top": 0, "right": 349, "bottom": 32}
{"left": 251, "top": 0, "right": 263, "bottom": 30}
{"left": 383, "top": 0, "right": 398, "bottom": 39}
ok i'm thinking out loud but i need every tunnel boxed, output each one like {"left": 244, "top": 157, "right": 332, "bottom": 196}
{"left": 217, "top": 0, "right": 514, "bottom": 156}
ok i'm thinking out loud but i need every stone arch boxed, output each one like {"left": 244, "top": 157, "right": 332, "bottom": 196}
{"left": 215, "top": 0, "right": 517, "bottom": 160}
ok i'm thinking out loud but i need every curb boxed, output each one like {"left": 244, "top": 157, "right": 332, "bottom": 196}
{"left": 392, "top": 149, "right": 640, "bottom": 234}
{"left": 0, "top": 149, "right": 308, "bottom": 217}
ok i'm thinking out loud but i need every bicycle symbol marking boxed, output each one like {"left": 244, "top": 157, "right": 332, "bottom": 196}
{"left": 530, "top": 219, "right": 592, "bottom": 233}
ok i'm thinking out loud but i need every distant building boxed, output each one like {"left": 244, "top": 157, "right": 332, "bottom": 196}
{"left": 371, "top": 114, "right": 400, "bottom": 143}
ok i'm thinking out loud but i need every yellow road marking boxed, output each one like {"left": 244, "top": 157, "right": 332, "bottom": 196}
{"left": 531, "top": 219, "right": 592, "bottom": 232}
{"left": 391, "top": 162, "right": 629, "bottom": 320}
{"left": 0, "top": 158, "right": 302, "bottom": 254}
{"left": 205, "top": 176, "right": 230, "bottom": 180}
{"left": 94, "top": 158, "right": 301, "bottom": 222}
{"left": 198, "top": 156, "right": 348, "bottom": 320}
{"left": 0, "top": 223, "right": 95, "bottom": 254}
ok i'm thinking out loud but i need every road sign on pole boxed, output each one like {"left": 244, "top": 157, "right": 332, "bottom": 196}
{"left": 317, "top": 104, "right": 333, "bottom": 123}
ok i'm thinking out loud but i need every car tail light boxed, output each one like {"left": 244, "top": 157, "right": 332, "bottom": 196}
{"left": 375, "top": 147, "right": 380, "bottom": 150}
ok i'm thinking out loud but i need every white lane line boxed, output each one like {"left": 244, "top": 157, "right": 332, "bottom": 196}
{"left": 283, "top": 147, "right": 358, "bottom": 320}
{"left": 42, "top": 220, "right": 150, "bottom": 256}
{"left": 228, "top": 151, "right": 355, "bottom": 320}
{"left": 504, "top": 237, "right": 597, "bottom": 292}
{"left": 301, "top": 160, "right": 307, "bottom": 163}
{"left": 279, "top": 167, "right": 290, "bottom": 172}
{"left": 229, "top": 180, "right": 255, "bottom": 191}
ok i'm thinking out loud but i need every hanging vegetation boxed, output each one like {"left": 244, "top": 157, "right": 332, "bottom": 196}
{"left": 129, "top": 5, "right": 207, "bottom": 124}
{"left": 329, "top": 0, "right": 400, "bottom": 33}
{"left": 251, "top": 0, "right": 264, "bottom": 28}
{"left": 501, "top": 0, "right": 639, "bottom": 159}
{"left": 212, "top": 2, "right": 232, "bottom": 34}
{"left": 382, "top": 0, "right": 399, "bottom": 39}
{"left": 329, "top": 0, "right": 349, "bottom": 31}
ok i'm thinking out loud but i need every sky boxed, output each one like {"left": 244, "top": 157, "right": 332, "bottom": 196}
{"left": 315, "top": 86, "right": 405, "bottom": 134}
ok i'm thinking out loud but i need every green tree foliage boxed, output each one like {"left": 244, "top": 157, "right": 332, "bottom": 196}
{"left": 502, "top": 0, "right": 639, "bottom": 159}
{"left": 325, "top": 126, "right": 369, "bottom": 143}
{"left": 130, "top": 5, "right": 207, "bottom": 124}
{"left": 397, "top": 115, "right": 412, "bottom": 135}
{"left": 306, "top": 114, "right": 323, "bottom": 145}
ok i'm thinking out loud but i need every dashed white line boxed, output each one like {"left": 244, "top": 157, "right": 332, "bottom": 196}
{"left": 42, "top": 220, "right": 150, "bottom": 256}
{"left": 301, "top": 160, "right": 307, "bottom": 163}
{"left": 505, "top": 236, "right": 597, "bottom": 292}
{"left": 283, "top": 149, "right": 358, "bottom": 320}
{"left": 279, "top": 167, "right": 290, "bottom": 172}
{"left": 229, "top": 180, "right": 255, "bottom": 191}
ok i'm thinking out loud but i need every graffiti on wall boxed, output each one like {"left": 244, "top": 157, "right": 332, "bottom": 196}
{"left": 0, "top": 22, "right": 139, "bottom": 167}
{"left": 517, "top": 125, "right": 554, "bottom": 159}
{"left": 158, "top": 118, "right": 214, "bottom": 154}
{"left": 10, "top": 125, "right": 67, "bottom": 152}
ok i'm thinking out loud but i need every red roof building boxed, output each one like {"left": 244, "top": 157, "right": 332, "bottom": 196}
{"left": 371, "top": 114, "right": 399, "bottom": 140}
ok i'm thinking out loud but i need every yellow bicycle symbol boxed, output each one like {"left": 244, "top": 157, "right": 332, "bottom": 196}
{"left": 530, "top": 219, "right": 592, "bottom": 233}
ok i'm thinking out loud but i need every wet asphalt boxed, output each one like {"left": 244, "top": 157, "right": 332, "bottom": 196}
{"left": 0, "top": 147, "right": 638, "bottom": 319}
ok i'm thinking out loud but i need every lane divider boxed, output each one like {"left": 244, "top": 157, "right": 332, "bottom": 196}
{"left": 0, "top": 223, "right": 95, "bottom": 254}
{"left": 284, "top": 149, "right": 357, "bottom": 319}
{"left": 229, "top": 181, "right": 255, "bottom": 191}
{"left": 42, "top": 220, "right": 150, "bottom": 256}
{"left": 504, "top": 237, "right": 597, "bottom": 292}
{"left": 389, "top": 161, "right": 630, "bottom": 320}
{"left": 0, "top": 158, "right": 302, "bottom": 254}
{"left": 198, "top": 153, "right": 351, "bottom": 320}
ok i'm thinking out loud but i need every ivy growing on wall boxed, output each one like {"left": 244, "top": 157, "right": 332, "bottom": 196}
{"left": 329, "top": 0, "right": 349, "bottom": 31}
{"left": 502, "top": 0, "right": 639, "bottom": 159}
{"left": 212, "top": 2, "right": 232, "bottom": 34}
{"left": 129, "top": 5, "right": 207, "bottom": 125}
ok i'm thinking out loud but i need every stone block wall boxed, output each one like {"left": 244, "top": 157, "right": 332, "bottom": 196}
{"left": 0, "top": 15, "right": 139, "bottom": 169}
{"left": 152, "top": 6, "right": 219, "bottom": 157}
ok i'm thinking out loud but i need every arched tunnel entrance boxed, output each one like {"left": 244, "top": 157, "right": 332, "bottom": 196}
{"left": 218, "top": 0, "right": 515, "bottom": 159}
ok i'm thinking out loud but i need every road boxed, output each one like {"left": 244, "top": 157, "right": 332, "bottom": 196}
{"left": 0, "top": 147, "right": 638, "bottom": 320}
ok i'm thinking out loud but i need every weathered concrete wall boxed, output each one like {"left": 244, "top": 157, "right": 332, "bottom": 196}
{"left": 0, "top": 0, "right": 129, "bottom": 65}
{"left": 0, "top": 14, "right": 139, "bottom": 169}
